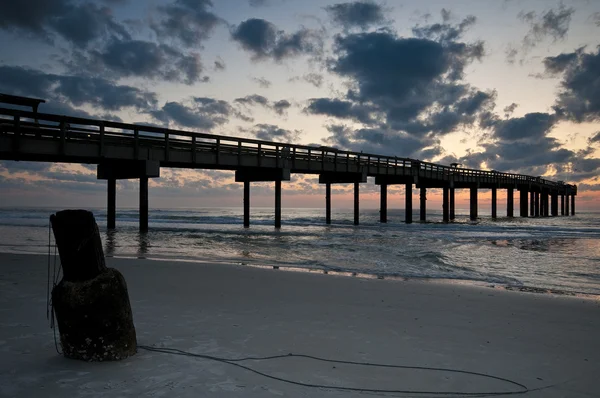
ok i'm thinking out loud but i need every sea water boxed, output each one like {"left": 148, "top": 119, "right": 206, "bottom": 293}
{"left": 0, "top": 207, "right": 599, "bottom": 295}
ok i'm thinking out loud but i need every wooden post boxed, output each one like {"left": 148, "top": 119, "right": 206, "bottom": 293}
{"left": 405, "top": 183, "right": 412, "bottom": 224}
{"left": 507, "top": 188, "right": 514, "bottom": 218}
{"left": 491, "top": 187, "right": 497, "bottom": 219}
{"left": 561, "top": 194, "right": 565, "bottom": 215}
{"left": 275, "top": 180, "right": 281, "bottom": 229}
{"left": 520, "top": 189, "right": 528, "bottom": 217}
{"left": 244, "top": 181, "right": 250, "bottom": 228}
{"left": 420, "top": 187, "right": 426, "bottom": 222}
{"left": 530, "top": 191, "right": 535, "bottom": 217}
{"left": 534, "top": 192, "right": 540, "bottom": 217}
{"left": 470, "top": 187, "right": 478, "bottom": 221}
{"left": 354, "top": 182, "right": 359, "bottom": 226}
{"left": 139, "top": 176, "right": 148, "bottom": 232}
{"left": 107, "top": 178, "right": 116, "bottom": 229}
{"left": 326, "top": 182, "right": 331, "bottom": 225}
{"left": 449, "top": 188, "right": 455, "bottom": 220}
{"left": 50, "top": 210, "right": 136, "bottom": 361}
{"left": 442, "top": 186, "right": 449, "bottom": 223}
{"left": 380, "top": 184, "right": 387, "bottom": 223}
{"left": 571, "top": 194, "right": 575, "bottom": 216}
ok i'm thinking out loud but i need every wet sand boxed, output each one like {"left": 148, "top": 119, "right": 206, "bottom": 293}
{"left": 1, "top": 253, "right": 599, "bottom": 397}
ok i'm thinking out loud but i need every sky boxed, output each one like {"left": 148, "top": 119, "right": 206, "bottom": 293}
{"left": 0, "top": 0, "right": 599, "bottom": 211}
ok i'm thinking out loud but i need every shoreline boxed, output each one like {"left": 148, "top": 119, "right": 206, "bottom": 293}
{"left": 7, "top": 250, "right": 600, "bottom": 300}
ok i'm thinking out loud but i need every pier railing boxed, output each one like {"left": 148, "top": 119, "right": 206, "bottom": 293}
{"left": 0, "top": 107, "right": 575, "bottom": 192}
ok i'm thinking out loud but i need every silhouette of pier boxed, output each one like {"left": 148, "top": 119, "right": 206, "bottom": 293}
{"left": 0, "top": 97, "right": 577, "bottom": 231}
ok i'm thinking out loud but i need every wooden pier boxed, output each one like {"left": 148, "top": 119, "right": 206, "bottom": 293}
{"left": 0, "top": 105, "right": 577, "bottom": 231}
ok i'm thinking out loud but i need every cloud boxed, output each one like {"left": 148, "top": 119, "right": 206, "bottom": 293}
{"left": 289, "top": 73, "right": 324, "bottom": 87}
{"left": 273, "top": 100, "right": 291, "bottom": 115}
{"left": 325, "top": 1, "right": 387, "bottom": 31}
{"left": 305, "top": 98, "right": 377, "bottom": 124}
{"left": 0, "top": 65, "right": 157, "bottom": 113}
{"left": 249, "top": 0, "right": 269, "bottom": 6}
{"left": 152, "top": 0, "right": 223, "bottom": 48}
{"left": 214, "top": 57, "right": 226, "bottom": 71}
{"left": 248, "top": 124, "right": 301, "bottom": 142}
{"left": 77, "top": 39, "right": 207, "bottom": 85}
{"left": 543, "top": 46, "right": 600, "bottom": 122}
{"left": 0, "top": 0, "right": 130, "bottom": 48}
{"left": 234, "top": 95, "right": 291, "bottom": 116}
{"left": 231, "top": 18, "right": 323, "bottom": 61}
{"left": 322, "top": 124, "right": 440, "bottom": 159}
{"left": 592, "top": 12, "right": 600, "bottom": 27}
{"left": 149, "top": 97, "right": 234, "bottom": 130}
{"left": 519, "top": 5, "right": 574, "bottom": 48}
{"left": 589, "top": 132, "right": 600, "bottom": 145}
{"left": 251, "top": 76, "right": 272, "bottom": 88}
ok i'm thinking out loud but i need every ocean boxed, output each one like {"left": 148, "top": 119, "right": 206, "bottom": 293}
{"left": 1, "top": 206, "right": 599, "bottom": 296}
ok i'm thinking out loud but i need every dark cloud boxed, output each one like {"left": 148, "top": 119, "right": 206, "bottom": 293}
{"left": 250, "top": 124, "right": 301, "bottom": 142}
{"left": 0, "top": 0, "right": 129, "bottom": 48}
{"left": 149, "top": 97, "right": 233, "bottom": 130}
{"left": 323, "top": 125, "right": 440, "bottom": 159}
{"left": 251, "top": 76, "right": 272, "bottom": 88}
{"left": 152, "top": 0, "right": 222, "bottom": 48}
{"left": 519, "top": 5, "right": 574, "bottom": 48}
{"left": 214, "top": 57, "right": 226, "bottom": 71}
{"left": 235, "top": 94, "right": 269, "bottom": 107}
{"left": 325, "top": 1, "right": 387, "bottom": 31}
{"left": 309, "top": 16, "right": 490, "bottom": 160}
{"left": 0, "top": 65, "right": 157, "bottom": 113}
{"left": 305, "top": 98, "right": 377, "bottom": 124}
{"left": 289, "top": 73, "right": 324, "bottom": 87}
{"left": 544, "top": 46, "right": 600, "bottom": 122}
{"left": 231, "top": 18, "right": 323, "bottom": 61}
{"left": 273, "top": 100, "right": 291, "bottom": 115}
{"left": 593, "top": 12, "right": 600, "bottom": 27}
{"left": 589, "top": 132, "right": 600, "bottom": 145}
{"left": 235, "top": 95, "right": 291, "bottom": 116}
{"left": 503, "top": 103, "right": 518, "bottom": 118}
{"left": 80, "top": 39, "right": 206, "bottom": 84}
{"left": 492, "top": 112, "right": 556, "bottom": 142}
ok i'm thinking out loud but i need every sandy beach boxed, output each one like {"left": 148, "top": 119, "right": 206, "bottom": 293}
{"left": 1, "top": 253, "right": 599, "bottom": 397}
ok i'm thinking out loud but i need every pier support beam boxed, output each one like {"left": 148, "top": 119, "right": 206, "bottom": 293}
{"left": 380, "top": 184, "right": 387, "bottom": 223}
{"left": 243, "top": 181, "right": 250, "bottom": 228}
{"left": 442, "top": 187, "right": 449, "bottom": 223}
{"left": 551, "top": 192, "right": 558, "bottom": 217}
{"left": 275, "top": 180, "right": 282, "bottom": 229}
{"left": 449, "top": 188, "right": 455, "bottom": 220}
{"left": 139, "top": 176, "right": 148, "bottom": 232}
{"left": 405, "top": 183, "right": 413, "bottom": 224}
{"left": 98, "top": 160, "right": 159, "bottom": 231}
{"left": 354, "top": 182, "right": 360, "bottom": 226}
{"left": 561, "top": 194, "right": 565, "bottom": 216}
{"left": 534, "top": 192, "right": 540, "bottom": 217}
{"left": 543, "top": 191, "right": 549, "bottom": 217}
{"left": 107, "top": 178, "right": 116, "bottom": 229}
{"left": 491, "top": 187, "right": 497, "bottom": 219}
{"left": 470, "top": 187, "right": 478, "bottom": 221}
{"left": 571, "top": 194, "right": 575, "bottom": 216}
{"left": 325, "top": 183, "right": 331, "bottom": 225}
{"left": 420, "top": 187, "right": 427, "bottom": 222}
{"left": 565, "top": 193, "right": 570, "bottom": 215}
{"left": 507, "top": 188, "right": 514, "bottom": 218}
{"left": 519, "top": 189, "right": 528, "bottom": 217}
{"left": 530, "top": 192, "right": 535, "bottom": 217}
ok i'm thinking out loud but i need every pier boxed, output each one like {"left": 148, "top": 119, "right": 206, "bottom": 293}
{"left": 0, "top": 104, "right": 577, "bottom": 231}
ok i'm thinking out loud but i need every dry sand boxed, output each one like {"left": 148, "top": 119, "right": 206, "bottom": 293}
{"left": 0, "top": 253, "right": 599, "bottom": 397}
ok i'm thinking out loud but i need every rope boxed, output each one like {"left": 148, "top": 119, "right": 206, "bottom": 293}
{"left": 47, "top": 219, "right": 62, "bottom": 355}
{"left": 139, "top": 345, "right": 559, "bottom": 397}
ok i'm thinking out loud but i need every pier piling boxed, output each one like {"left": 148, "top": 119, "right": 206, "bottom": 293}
{"left": 244, "top": 181, "right": 250, "bottom": 228}
{"left": 491, "top": 187, "right": 497, "bottom": 219}
{"left": 470, "top": 187, "right": 478, "bottom": 221}
{"left": 449, "top": 188, "right": 455, "bottom": 220}
{"left": 139, "top": 176, "right": 148, "bottom": 232}
{"left": 107, "top": 178, "right": 116, "bottom": 229}
{"left": 519, "top": 188, "right": 528, "bottom": 217}
{"left": 420, "top": 187, "right": 426, "bottom": 222}
{"left": 380, "top": 184, "right": 387, "bottom": 223}
{"left": 507, "top": 188, "right": 514, "bottom": 218}
{"left": 442, "top": 187, "right": 449, "bottom": 223}
{"left": 405, "top": 183, "right": 413, "bottom": 224}
{"left": 354, "top": 182, "right": 359, "bottom": 225}
{"left": 326, "top": 183, "right": 331, "bottom": 225}
{"left": 275, "top": 180, "right": 282, "bottom": 229}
